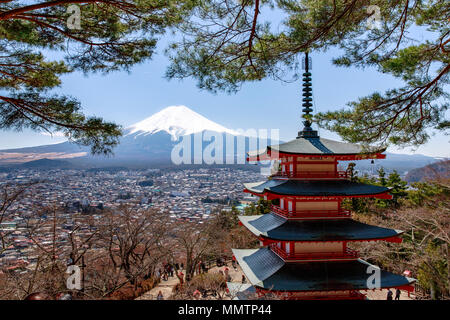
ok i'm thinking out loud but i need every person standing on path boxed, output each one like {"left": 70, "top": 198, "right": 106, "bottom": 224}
{"left": 387, "top": 289, "right": 393, "bottom": 300}
{"left": 395, "top": 288, "right": 401, "bottom": 300}
{"left": 157, "top": 291, "right": 164, "bottom": 300}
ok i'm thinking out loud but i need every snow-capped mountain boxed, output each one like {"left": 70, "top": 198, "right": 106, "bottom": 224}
{"left": 126, "top": 105, "right": 239, "bottom": 140}
{"left": 0, "top": 105, "right": 441, "bottom": 171}
{"left": 0, "top": 106, "right": 256, "bottom": 166}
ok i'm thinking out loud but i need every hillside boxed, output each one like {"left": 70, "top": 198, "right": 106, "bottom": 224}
{"left": 405, "top": 160, "right": 450, "bottom": 183}
{"left": 5, "top": 158, "right": 73, "bottom": 170}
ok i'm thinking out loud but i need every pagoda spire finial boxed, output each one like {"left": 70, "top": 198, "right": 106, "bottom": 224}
{"left": 297, "top": 51, "right": 319, "bottom": 139}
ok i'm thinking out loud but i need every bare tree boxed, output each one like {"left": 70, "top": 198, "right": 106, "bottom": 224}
{"left": 0, "top": 201, "right": 174, "bottom": 300}
{"left": 0, "top": 205, "right": 70, "bottom": 299}
{"left": 92, "top": 206, "right": 171, "bottom": 297}
{"left": 0, "top": 183, "right": 36, "bottom": 255}
{"left": 352, "top": 184, "right": 449, "bottom": 299}
{"left": 173, "top": 218, "right": 224, "bottom": 281}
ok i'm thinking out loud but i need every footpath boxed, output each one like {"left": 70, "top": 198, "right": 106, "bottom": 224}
{"left": 136, "top": 264, "right": 244, "bottom": 300}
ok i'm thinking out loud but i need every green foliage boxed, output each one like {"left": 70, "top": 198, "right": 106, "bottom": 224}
{"left": 348, "top": 167, "right": 442, "bottom": 215}
{"left": 168, "top": 0, "right": 449, "bottom": 147}
{"left": 243, "top": 199, "right": 271, "bottom": 215}
{"left": 244, "top": 202, "right": 257, "bottom": 215}
{"left": 0, "top": 1, "right": 196, "bottom": 154}
{"left": 407, "top": 181, "right": 444, "bottom": 206}
{"left": 346, "top": 172, "right": 373, "bottom": 213}
{"left": 378, "top": 167, "right": 387, "bottom": 186}
{"left": 375, "top": 170, "right": 407, "bottom": 208}
{"left": 387, "top": 171, "right": 408, "bottom": 201}
{"left": 417, "top": 242, "right": 448, "bottom": 299}
{"left": 351, "top": 175, "right": 449, "bottom": 299}
{"left": 256, "top": 199, "right": 271, "bottom": 214}
{"left": 213, "top": 207, "right": 240, "bottom": 231}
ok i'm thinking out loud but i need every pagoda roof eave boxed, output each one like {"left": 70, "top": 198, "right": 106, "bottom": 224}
{"left": 243, "top": 189, "right": 393, "bottom": 201}
{"left": 243, "top": 180, "right": 393, "bottom": 200}
{"left": 238, "top": 214, "right": 404, "bottom": 242}
{"left": 246, "top": 137, "right": 387, "bottom": 161}
{"left": 247, "top": 151, "right": 386, "bottom": 162}
{"left": 233, "top": 248, "right": 416, "bottom": 292}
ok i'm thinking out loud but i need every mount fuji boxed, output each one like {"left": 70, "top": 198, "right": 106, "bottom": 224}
{"left": 0, "top": 105, "right": 440, "bottom": 171}
{"left": 126, "top": 105, "right": 240, "bottom": 140}
{"left": 0, "top": 106, "right": 259, "bottom": 167}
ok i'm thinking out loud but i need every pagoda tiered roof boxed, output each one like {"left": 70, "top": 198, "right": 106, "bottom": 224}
{"left": 244, "top": 180, "right": 392, "bottom": 199}
{"left": 238, "top": 213, "right": 403, "bottom": 242}
{"left": 247, "top": 137, "right": 386, "bottom": 161}
{"left": 230, "top": 51, "right": 416, "bottom": 300}
{"left": 233, "top": 248, "right": 415, "bottom": 292}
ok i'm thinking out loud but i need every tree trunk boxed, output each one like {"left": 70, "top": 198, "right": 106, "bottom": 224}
{"left": 186, "top": 252, "right": 194, "bottom": 281}
{"left": 430, "top": 282, "right": 436, "bottom": 300}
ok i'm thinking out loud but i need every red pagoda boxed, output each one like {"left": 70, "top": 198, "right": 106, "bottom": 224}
{"left": 228, "top": 53, "right": 415, "bottom": 300}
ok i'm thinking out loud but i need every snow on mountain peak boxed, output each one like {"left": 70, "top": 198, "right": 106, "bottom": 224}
{"left": 126, "top": 105, "right": 239, "bottom": 140}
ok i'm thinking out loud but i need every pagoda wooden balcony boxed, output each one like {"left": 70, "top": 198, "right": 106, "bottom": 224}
{"left": 270, "top": 244, "right": 359, "bottom": 262}
{"left": 271, "top": 170, "right": 349, "bottom": 180}
{"left": 271, "top": 205, "right": 351, "bottom": 219}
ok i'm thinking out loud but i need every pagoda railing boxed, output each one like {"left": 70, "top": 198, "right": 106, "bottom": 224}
{"left": 270, "top": 244, "right": 359, "bottom": 261}
{"left": 271, "top": 205, "right": 351, "bottom": 219}
{"left": 271, "top": 170, "right": 349, "bottom": 179}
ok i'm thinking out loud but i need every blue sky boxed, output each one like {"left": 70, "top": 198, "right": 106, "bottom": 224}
{"left": 0, "top": 30, "right": 448, "bottom": 157}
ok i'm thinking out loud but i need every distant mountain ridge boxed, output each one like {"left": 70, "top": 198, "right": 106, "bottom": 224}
{"left": 0, "top": 106, "right": 266, "bottom": 166}
{"left": 0, "top": 106, "right": 442, "bottom": 172}
{"left": 0, "top": 158, "right": 74, "bottom": 171}
{"left": 405, "top": 160, "right": 450, "bottom": 183}
{"left": 343, "top": 152, "right": 441, "bottom": 174}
